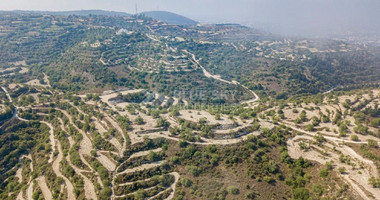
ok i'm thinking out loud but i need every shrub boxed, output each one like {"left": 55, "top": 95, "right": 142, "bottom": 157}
{"left": 306, "top": 124, "right": 315, "bottom": 132}
{"left": 263, "top": 176, "right": 275, "bottom": 183}
{"left": 227, "top": 186, "right": 239, "bottom": 195}
{"left": 312, "top": 184, "right": 323, "bottom": 196}
{"left": 322, "top": 115, "right": 330, "bottom": 123}
{"left": 371, "top": 118, "right": 380, "bottom": 127}
{"left": 156, "top": 117, "right": 170, "bottom": 128}
{"left": 185, "top": 165, "right": 201, "bottom": 177}
{"left": 350, "top": 134, "right": 359, "bottom": 141}
{"left": 314, "top": 134, "right": 326, "bottom": 144}
{"left": 300, "top": 111, "right": 308, "bottom": 122}
{"left": 245, "top": 192, "right": 256, "bottom": 199}
{"left": 292, "top": 188, "right": 310, "bottom": 200}
{"left": 319, "top": 168, "right": 328, "bottom": 178}
{"left": 178, "top": 140, "right": 187, "bottom": 148}
{"left": 147, "top": 151, "right": 160, "bottom": 162}
{"left": 311, "top": 116, "right": 320, "bottom": 126}
{"left": 367, "top": 139, "right": 378, "bottom": 148}
{"left": 134, "top": 115, "right": 145, "bottom": 125}
{"left": 354, "top": 125, "right": 368, "bottom": 135}
{"left": 134, "top": 189, "right": 146, "bottom": 200}
{"left": 179, "top": 177, "right": 193, "bottom": 188}
{"left": 338, "top": 167, "right": 346, "bottom": 174}
{"left": 368, "top": 176, "right": 380, "bottom": 188}
{"left": 100, "top": 188, "right": 112, "bottom": 200}
{"left": 299, "top": 141, "right": 308, "bottom": 150}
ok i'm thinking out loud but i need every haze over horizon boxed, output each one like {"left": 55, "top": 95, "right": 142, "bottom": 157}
{"left": 1, "top": 0, "right": 380, "bottom": 38}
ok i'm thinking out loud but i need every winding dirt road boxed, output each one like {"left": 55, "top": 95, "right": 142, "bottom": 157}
{"left": 37, "top": 176, "right": 53, "bottom": 200}
{"left": 1, "top": 86, "right": 12, "bottom": 102}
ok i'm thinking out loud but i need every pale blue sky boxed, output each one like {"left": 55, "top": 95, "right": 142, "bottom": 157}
{"left": 1, "top": 0, "right": 379, "bottom": 36}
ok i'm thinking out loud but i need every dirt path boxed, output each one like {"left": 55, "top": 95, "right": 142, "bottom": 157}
{"left": 164, "top": 172, "right": 180, "bottom": 200}
{"left": 147, "top": 128, "right": 261, "bottom": 145}
{"left": 15, "top": 167, "right": 22, "bottom": 183}
{"left": 26, "top": 181, "right": 34, "bottom": 200}
{"left": 53, "top": 140, "right": 76, "bottom": 200}
{"left": 116, "top": 161, "right": 165, "bottom": 176}
{"left": 183, "top": 50, "right": 259, "bottom": 105}
{"left": 43, "top": 73, "right": 51, "bottom": 87}
{"left": 37, "top": 176, "right": 53, "bottom": 200}
{"left": 97, "top": 152, "right": 116, "bottom": 171}
{"left": 40, "top": 121, "right": 56, "bottom": 163}
{"left": 279, "top": 121, "right": 371, "bottom": 144}
{"left": 1, "top": 86, "right": 12, "bottom": 102}
{"left": 129, "top": 148, "right": 163, "bottom": 159}
{"left": 16, "top": 191, "right": 24, "bottom": 200}
{"left": 145, "top": 35, "right": 260, "bottom": 105}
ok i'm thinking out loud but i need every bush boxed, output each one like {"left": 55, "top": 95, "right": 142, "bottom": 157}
{"left": 311, "top": 116, "right": 320, "bottom": 126}
{"left": 350, "top": 134, "right": 359, "bottom": 141}
{"left": 263, "top": 176, "right": 275, "bottom": 183}
{"left": 292, "top": 188, "right": 310, "bottom": 200}
{"left": 299, "top": 141, "right": 308, "bottom": 150}
{"left": 339, "top": 123, "right": 348, "bottom": 137}
{"left": 371, "top": 118, "right": 380, "bottom": 127}
{"left": 306, "top": 124, "right": 315, "bottom": 132}
{"left": 134, "top": 189, "right": 146, "bottom": 200}
{"left": 368, "top": 176, "right": 380, "bottom": 188}
{"left": 354, "top": 125, "right": 369, "bottom": 135}
{"left": 227, "top": 186, "right": 239, "bottom": 195}
{"left": 367, "top": 139, "right": 378, "bottom": 148}
{"left": 147, "top": 151, "right": 160, "bottom": 162}
{"left": 300, "top": 111, "right": 308, "bottom": 122}
{"left": 338, "top": 167, "right": 346, "bottom": 174}
{"left": 179, "top": 177, "right": 193, "bottom": 188}
{"left": 245, "top": 192, "right": 256, "bottom": 199}
{"left": 178, "top": 140, "right": 187, "bottom": 148}
{"left": 319, "top": 168, "right": 328, "bottom": 178}
{"left": 134, "top": 115, "right": 145, "bottom": 125}
{"left": 156, "top": 117, "right": 170, "bottom": 128}
{"left": 314, "top": 134, "right": 326, "bottom": 144}
{"left": 100, "top": 188, "right": 112, "bottom": 200}
{"left": 322, "top": 115, "right": 330, "bottom": 123}
{"left": 312, "top": 184, "right": 323, "bottom": 196}
{"left": 185, "top": 165, "right": 201, "bottom": 177}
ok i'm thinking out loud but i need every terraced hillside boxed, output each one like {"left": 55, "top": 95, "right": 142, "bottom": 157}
{"left": 1, "top": 13, "right": 379, "bottom": 99}
{"left": 0, "top": 12, "right": 380, "bottom": 200}
{"left": 1, "top": 60, "right": 380, "bottom": 199}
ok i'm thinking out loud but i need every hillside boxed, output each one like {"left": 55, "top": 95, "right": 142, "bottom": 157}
{"left": 0, "top": 12, "right": 379, "bottom": 200}
{"left": 141, "top": 11, "right": 198, "bottom": 25}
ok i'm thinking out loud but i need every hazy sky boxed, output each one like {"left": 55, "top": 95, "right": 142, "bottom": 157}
{"left": 1, "top": 0, "right": 380, "bottom": 37}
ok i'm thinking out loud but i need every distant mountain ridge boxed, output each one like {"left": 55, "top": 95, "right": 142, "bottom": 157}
{"left": 0, "top": 9, "right": 198, "bottom": 25}
{"left": 0, "top": 9, "right": 131, "bottom": 16}
{"left": 141, "top": 11, "right": 198, "bottom": 25}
